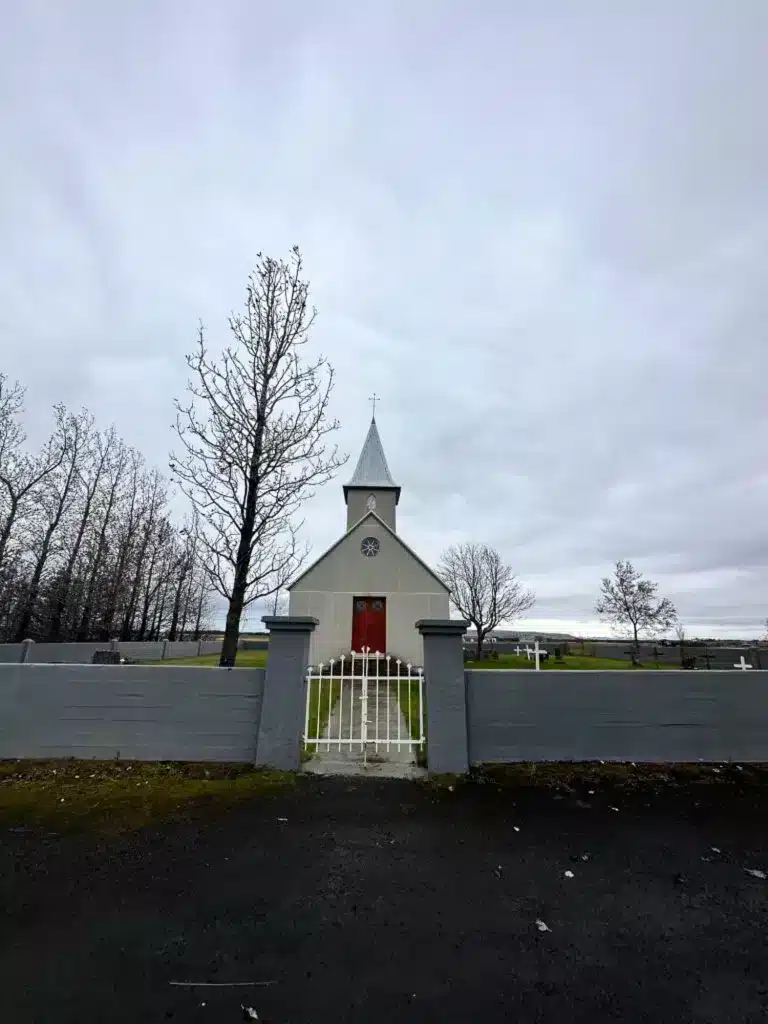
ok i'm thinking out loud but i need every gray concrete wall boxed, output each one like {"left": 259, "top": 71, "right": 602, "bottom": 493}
{"left": 0, "top": 664, "right": 264, "bottom": 761}
{"left": 255, "top": 616, "right": 316, "bottom": 771}
{"left": 0, "top": 645, "right": 23, "bottom": 663}
{"left": 466, "top": 670, "right": 768, "bottom": 763}
{"left": 23, "top": 642, "right": 108, "bottom": 664}
{"left": 0, "top": 640, "right": 224, "bottom": 663}
{"left": 418, "top": 620, "right": 470, "bottom": 774}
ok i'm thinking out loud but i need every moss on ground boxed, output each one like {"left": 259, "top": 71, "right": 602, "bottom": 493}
{"left": 0, "top": 759, "right": 292, "bottom": 834}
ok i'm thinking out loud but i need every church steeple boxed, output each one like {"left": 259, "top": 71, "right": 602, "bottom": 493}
{"left": 344, "top": 413, "right": 401, "bottom": 531}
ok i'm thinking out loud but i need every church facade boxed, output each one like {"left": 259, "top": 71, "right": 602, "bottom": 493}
{"left": 287, "top": 416, "right": 450, "bottom": 666}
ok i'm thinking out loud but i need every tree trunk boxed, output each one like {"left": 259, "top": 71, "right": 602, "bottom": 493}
{"left": 220, "top": 570, "right": 248, "bottom": 667}
{"left": 14, "top": 525, "right": 56, "bottom": 640}
{"left": 475, "top": 629, "right": 483, "bottom": 662}
{"left": 218, "top": 409, "right": 266, "bottom": 667}
{"left": 0, "top": 496, "right": 21, "bottom": 579}
{"left": 48, "top": 504, "right": 93, "bottom": 641}
{"left": 632, "top": 624, "right": 640, "bottom": 665}
{"left": 100, "top": 536, "right": 132, "bottom": 640}
{"left": 167, "top": 566, "right": 188, "bottom": 641}
{"left": 193, "top": 587, "right": 204, "bottom": 641}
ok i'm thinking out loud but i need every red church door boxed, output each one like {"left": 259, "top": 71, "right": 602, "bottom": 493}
{"left": 352, "top": 597, "right": 387, "bottom": 654}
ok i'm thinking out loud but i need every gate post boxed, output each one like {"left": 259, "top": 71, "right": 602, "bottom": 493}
{"left": 19, "top": 638, "right": 35, "bottom": 664}
{"left": 254, "top": 616, "right": 318, "bottom": 771}
{"left": 416, "top": 619, "right": 470, "bottom": 775}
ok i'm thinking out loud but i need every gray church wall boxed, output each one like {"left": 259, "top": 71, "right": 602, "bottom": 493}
{"left": 346, "top": 488, "right": 397, "bottom": 531}
{"left": 292, "top": 517, "right": 445, "bottom": 595}
{"left": 0, "top": 664, "right": 265, "bottom": 761}
{"left": 466, "top": 669, "right": 768, "bottom": 763}
{"left": 289, "top": 590, "right": 448, "bottom": 665}
{"left": 289, "top": 516, "right": 448, "bottom": 665}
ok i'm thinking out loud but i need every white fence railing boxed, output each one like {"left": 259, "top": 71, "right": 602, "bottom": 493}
{"left": 303, "top": 648, "right": 424, "bottom": 762}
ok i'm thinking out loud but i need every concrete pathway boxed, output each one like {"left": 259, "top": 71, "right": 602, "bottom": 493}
{"left": 304, "top": 680, "right": 425, "bottom": 779}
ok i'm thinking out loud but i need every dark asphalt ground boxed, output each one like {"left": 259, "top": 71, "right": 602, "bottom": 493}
{"left": 1, "top": 772, "right": 767, "bottom": 1023}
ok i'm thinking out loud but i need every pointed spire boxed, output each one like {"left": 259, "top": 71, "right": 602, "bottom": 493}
{"left": 346, "top": 416, "right": 397, "bottom": 489}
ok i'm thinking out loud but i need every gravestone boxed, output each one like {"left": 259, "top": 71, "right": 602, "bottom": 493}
{"left": 92, "top": 650, "right": 121, "bottom": 665}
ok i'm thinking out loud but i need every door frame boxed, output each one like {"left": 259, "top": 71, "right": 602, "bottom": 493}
{"left": 351, "top": 595, "right": 387, "bottom": 653}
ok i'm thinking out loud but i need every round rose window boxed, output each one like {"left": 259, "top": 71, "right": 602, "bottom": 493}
{"left": 360, "top": 536, "right": 380, "bottom": 557}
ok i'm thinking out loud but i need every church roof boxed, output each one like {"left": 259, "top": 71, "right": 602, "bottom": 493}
{"left": 345, "top": 417, "right": 398, "bottom": 491}
{"left": 287, "top": 510, "right": 450, "bottom": 593}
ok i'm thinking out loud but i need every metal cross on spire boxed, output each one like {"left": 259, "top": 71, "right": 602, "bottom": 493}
{"left": 369, "top": 393, "right": 379, "bottom": 419}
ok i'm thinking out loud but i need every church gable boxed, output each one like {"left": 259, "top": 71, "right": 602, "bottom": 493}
{"left": 288, "top": 512, "right": 448, "bottom": 595}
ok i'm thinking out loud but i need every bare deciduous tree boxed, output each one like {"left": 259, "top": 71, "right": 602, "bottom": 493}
{"left": 675, "top": 621, "right": 688, "bottom": 666}
{"left": 13, "top": 407, "right": 90, "bottom": 640}
{"left": 596, "top": 559, "right": 677, "bottom": 663}
{"left": 0, "top": 376, "right": 67, "bottom": 576}
{"left": 438, "top": 542, "right": 535, "bottom": 660}
{"left": 171, "top": 247, "right": 347, "bottom": 666}
{"left": 0, "top": 375, "right": 214, "bottom": 644}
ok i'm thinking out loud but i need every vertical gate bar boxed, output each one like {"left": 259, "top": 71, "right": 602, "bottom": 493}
{"left": 374, "top": 655, "right": 380, "bottom": 750}
{"left": 338, "top": 657, "right": 345, "bottom": 752}
{"left": 351, "top": 649, "right": 357, "bottom": 753}
{"left": 388, "top": 662, "right": 394, "bottom": 752}
{"left": 397, "top": 670, "right": 402, "bottom": 746}
{"left": 418, "top": 668, "right": 424, "bottom": 746}
{"left": 326, "top": 660, "right": 334, "bottom": 749}
{"left": 304, "top": 667, "right": 312, "bottom": 748}
{"left": 318, "top": 664, "right": 324, "bottom": 745}
{"left": 361, "top": 647, "right": 367, "bottom": 762}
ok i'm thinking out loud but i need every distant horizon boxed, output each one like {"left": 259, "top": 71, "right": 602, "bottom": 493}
{"left": 233, "top": 604, "right": 767, "bottom": 643}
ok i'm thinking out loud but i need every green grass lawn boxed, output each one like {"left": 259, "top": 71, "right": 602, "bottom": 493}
{"left": 465, "top": 653, "right": 681, "bottom": 670}
{"left": 0, "top": 760, "right": 292, "bottom": 834}
{"left": 392, "top": 677, "right": 427, "bottom": 766}
{"left": 303, "top": 676, "right": 341, "bottom": 757}
{"left": 150, "top": 651, "right": 268, "bottom": 667}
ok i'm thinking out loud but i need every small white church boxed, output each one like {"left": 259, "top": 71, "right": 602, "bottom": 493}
{"left": 287, "top": 414, "right": 450, "bottom": 666}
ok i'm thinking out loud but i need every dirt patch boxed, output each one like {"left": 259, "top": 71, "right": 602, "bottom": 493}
{"left": 1, "top": 772, "right": 767, "bottom": 1022}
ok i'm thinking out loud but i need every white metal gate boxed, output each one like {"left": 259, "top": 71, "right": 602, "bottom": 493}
{"left": 303, "top": 647, "right": 424, "bottom": 762}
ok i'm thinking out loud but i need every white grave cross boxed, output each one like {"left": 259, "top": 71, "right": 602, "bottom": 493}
{"left": 734, "top": 655, "right": 752, "bottom": 671}
{"left": 524, "top": 644, "right": 533, "bottom": 660}
{"left": 514, "top": 645, "right": 521, "bottom": 656}
{"left": 533, "top": 639, "right": 542, "bottom": 671}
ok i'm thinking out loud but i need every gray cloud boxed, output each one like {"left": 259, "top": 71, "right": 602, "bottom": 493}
{"left": 1, "top": 1, "right": 766, "bottom": 637}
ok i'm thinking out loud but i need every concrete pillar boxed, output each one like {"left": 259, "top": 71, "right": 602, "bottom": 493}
{"left": 109, "top": 638, "right": 119, "bottom": 653}
{"left": 416, "top": 619, "right": 470, "bottom": 775}
{"left": 254, "top": 616, "right": 318, "bottom": 771}
{"left": 19, "top": 639, "right": 35, "bottom": 664}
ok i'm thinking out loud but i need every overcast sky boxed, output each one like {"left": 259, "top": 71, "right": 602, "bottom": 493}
{"left": 2, "top": 1, "right": 766, "bottom": 638}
